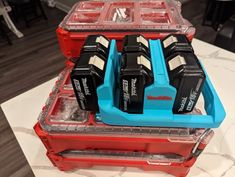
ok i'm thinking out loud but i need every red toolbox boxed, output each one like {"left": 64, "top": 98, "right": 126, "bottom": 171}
{"left": 57, "top": 0, "right": 195, "bottom": 58}
{"left": 34, "top": 69, "right": 214, "bottom": 159}
{"left": 47, "top": 150, "right": 197, "bottom": 177}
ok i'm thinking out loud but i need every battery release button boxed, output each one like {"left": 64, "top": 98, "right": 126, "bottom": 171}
{"left": 137, "top": 35, "right": 149, "bottom": 48}
{"left": 89, "top": 55, "right": 105, "bottom": 71}
{"left": 137, "top": 55, "right": 151, "bottom": 70}
{"left": 168, "top": 55, "right": 186, "bottom": 71}
{"left": 163, "top": 36, "right": 178, "bottom": 48}
{"left": 95, "top": 36, "right": 109, "bottom": 48}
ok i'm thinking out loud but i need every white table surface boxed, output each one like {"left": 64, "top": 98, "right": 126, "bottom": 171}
{"left": 1, "top": 38, "right": 235, "bottom": 177}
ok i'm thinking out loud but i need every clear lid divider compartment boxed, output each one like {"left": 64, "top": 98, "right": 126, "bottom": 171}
{"left": 66, "top": 11, "right": 101, "bottom": 25}
{"left": 47, "top": 94, "right": 88, "bottom": 124}
{"left": 139, "top": 0, "right": 171, "bottom": 29}
{"left": 75, "top": 1, "right": 105, "bottom": 11}
{"left": 103, "top": 1, "right": 137, "bottom": 27}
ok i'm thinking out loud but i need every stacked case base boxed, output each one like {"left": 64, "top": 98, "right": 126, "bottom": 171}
{"left": 47, "top": 151, "right": 197, "bottom": 177}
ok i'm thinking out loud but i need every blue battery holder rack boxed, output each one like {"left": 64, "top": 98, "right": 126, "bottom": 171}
{"left": 96, "top": 39, "right": 226, "bottom": 128}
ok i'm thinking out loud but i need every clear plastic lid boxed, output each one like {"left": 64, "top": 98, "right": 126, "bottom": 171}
{"left": 39, "top": 91, "right": 197, "bottom": 137}
{"left": 60, "top": 0, "right": 195, "bottom": 35}
{"left": 38, "top": 68, "right": 211, "bottom": 144}
{"left": 38, "top": 75, "right": 211, "bottom": 145}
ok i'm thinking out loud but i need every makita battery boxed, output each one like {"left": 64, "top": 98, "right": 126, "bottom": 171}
{"left": 71, "top": 52, "right": 107, "bottom": 112}
{"left": 81, "top": 35, "right": 110, "bottom": 58}
{"left": 122, "top": 34, "right": 150, "bottom": 57}
{"left": 120, "top": 52, "right": 153, "bottom": 113}
{"left": 161, "top": 34, "right": 193, "bottom": 58}
{"left": 165, "top": 52, "right": 205, "bottom": 114}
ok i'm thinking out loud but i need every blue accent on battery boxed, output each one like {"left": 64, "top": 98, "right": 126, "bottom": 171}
{"left": 96, "top": 40, "right": 226, "bottom": 128}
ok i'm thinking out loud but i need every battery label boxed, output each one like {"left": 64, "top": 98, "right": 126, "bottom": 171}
{"left": 96, "top": 36, "right": 109, "bottom": 48}
{"left": 168, "top": 55, "right": 186, "bottom": 71}
{"left": 73, "top": 79, "right": 86, "bottom": 109}
{"left": 89, "top": 55, "right": 105, "bottom": 70}
{"left": 178, "top": 97, "right": 188, "bottom": 112}
{"left": 186, "top": 78, "right": 203, "bottom": 111}
{"left": 82, "top": 78, "right": 91, "bottom": 96}
{"left": 122, "top": 79, "right": 130, "bottom": 111}
{"left": 186, "top": 89, "right": 197, "bottom": 111}
{"left": 163, "top": 36, "right": 178, "bottom": 48}
{"left": 131, "top": 78, "right": 138, "bottom": 96}
{"left": 137, "top": 55, "right": 151, "bottom": 70}
{"left": 137, "top": 36, "right": 149, "bottom": 48}
{"left": 177, "top": 77, "right": 204, "bottom": 113}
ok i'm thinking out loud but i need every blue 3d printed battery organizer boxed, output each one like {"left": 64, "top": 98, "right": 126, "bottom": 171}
{"left": 96, "top": 39, "right": 226, "bottom": 128}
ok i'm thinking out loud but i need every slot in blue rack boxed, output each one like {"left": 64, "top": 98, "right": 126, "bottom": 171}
{"left": 96, "top": 40, "right": 226, "bottom": 128}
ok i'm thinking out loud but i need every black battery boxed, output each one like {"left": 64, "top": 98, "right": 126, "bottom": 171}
{"left": 122, "top": 34, "right": 150, "bottom": 57}
{"left": 165, "top": 52, "right": 205, "bottom": 114}
{"left": 119, "top": 52, "right": 153, "bottom": 114}
{"left": 81, "top": 35, "right": 110, "bottom": 58}
{"left": 71, "top": 52, "right": 107, "bottom": 112}
{"left": 161, "top": 34, "right": 193, "bottom": 58}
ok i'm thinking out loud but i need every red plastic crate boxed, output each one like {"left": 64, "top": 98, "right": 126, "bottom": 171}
{"left": 47, "top": 150, "right": 197, "bottom": 177}
{"left": 34, "top": 67, "right": 213, "bottom": 158}
{"left": 57, "top": 0, "right": 195, "bottom": 58}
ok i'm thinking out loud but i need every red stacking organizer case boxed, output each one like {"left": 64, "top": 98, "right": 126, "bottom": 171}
{"left": 57, "top": 0, "right": 195, "bottom": 58}
{"left": 34, "top": 67, "right": 214, "bottom": 160}
{"left": 33, "top": 2, "right": 212, "bottom": 175}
